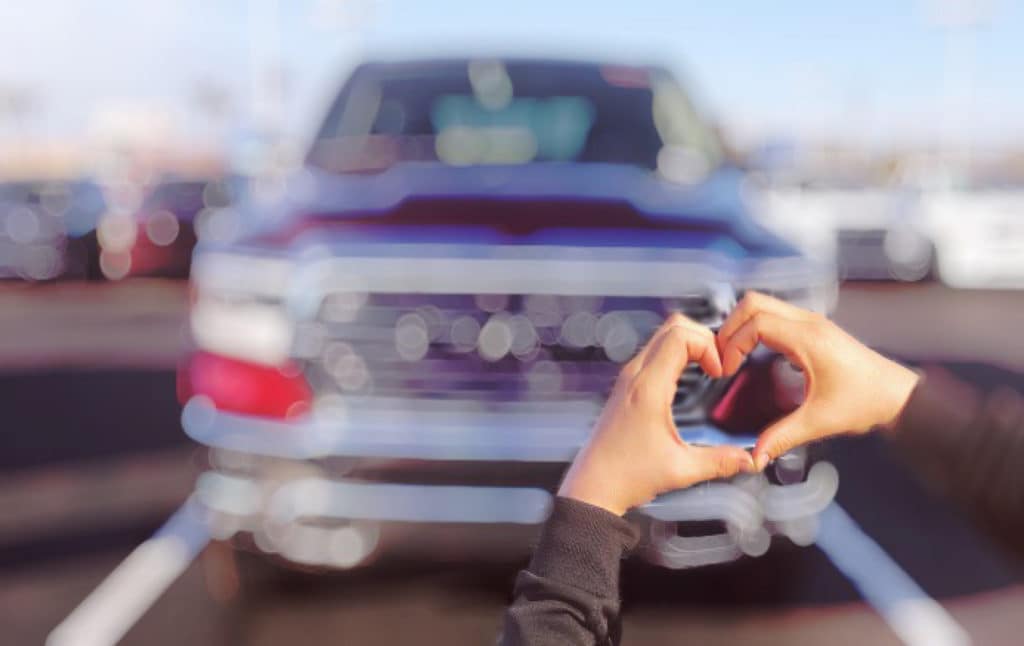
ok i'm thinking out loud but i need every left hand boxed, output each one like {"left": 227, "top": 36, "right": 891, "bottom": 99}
{"left": 558, "top": 313, "right": 756, "bottom": 516}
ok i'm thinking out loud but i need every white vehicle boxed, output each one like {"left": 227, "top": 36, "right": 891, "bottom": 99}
{"left": 754, "top": 184, "right": 935, "bottom": 283}
{"left": 754, "top": 163, "right": 1024, "bottom": 289}
{"left": 921, "top": 187, "right": 1024, "bottom": 289}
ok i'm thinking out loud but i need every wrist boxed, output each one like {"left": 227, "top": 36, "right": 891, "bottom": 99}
{"left": 877, "top": 359, "right": 920, "bottom": 431}
{"left": 558, "top": 463, "right": 628, "bottom": 516}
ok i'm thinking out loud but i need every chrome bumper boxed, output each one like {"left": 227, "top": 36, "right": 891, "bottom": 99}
{"left": 195, "top": 462, "right": 838, "bottom": 570}
{"left": 182, "top": 396, "right": 760, "bottom": 462}
{"left": 185, "top": 396, "right": 838, "bottom": 570}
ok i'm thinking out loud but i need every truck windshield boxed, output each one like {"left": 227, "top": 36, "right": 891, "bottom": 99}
{"left": 308, "top": 59, "right": 722, "bottom": 174}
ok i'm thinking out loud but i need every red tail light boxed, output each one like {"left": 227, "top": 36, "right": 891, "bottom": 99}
{"left": 178, "top": 351, "right": 312, "bottom": 420}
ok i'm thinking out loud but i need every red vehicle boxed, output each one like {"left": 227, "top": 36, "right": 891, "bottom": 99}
{"left": 98, "top": 177, "right": 244, "bottom": 279}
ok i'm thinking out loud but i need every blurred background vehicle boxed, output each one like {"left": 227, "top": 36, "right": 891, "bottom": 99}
{"left": 754, "top": 179, "right": 936, "bottom": 282}
{"left": 918, "top": 176, "right": 1024, "bottom": 288}
{"left": 753, "top": 162, "right": 1024, "bottom": 286}
{"left": 180, "top": 56, "right": 836, "bottom": 572}
{"left": 97, "top": 175, "right": 247, "bottom": 280}
{"left": 0, "top": 178, "right": 106, "bottom": 280}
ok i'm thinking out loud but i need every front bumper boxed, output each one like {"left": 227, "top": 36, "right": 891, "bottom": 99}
{"left": 196, "top": 465, "right": 838, "bottom": 569}
{"left": 182, "top": 396, "right": 761, "bottom": 462}
{"left": 186, "top": 399, "right": 839, "bottom": 569}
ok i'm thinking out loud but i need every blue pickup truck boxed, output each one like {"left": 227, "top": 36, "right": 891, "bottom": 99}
{"left": 179, "top": 57, "right": 838, "bottom": 570}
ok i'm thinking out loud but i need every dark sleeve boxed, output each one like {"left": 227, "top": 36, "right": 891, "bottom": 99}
{"left": 499, "top": 496, "right": 640, "bottom": 646}
{"left": 889, "top": 365, "right": 1024, "bottom": 554}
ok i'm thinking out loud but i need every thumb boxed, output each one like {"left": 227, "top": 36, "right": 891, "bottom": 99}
{"left": 673, "top": 443, "right": 755, "bottom": 488}
{"left": 752, "top": 407, "right": 810, "bottom": 471}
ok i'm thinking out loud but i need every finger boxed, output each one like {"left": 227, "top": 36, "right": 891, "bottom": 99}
{"left": 717, "top": 291, "right": 807, "bottom": 350}
{"left": 752, "top": 407, "right": 811, "bottom": 470}
{"left": 673, "top": 444, "right": 755, "bottom": 487}
{"left": 719, "top": 310, "right": 806, "bottom": 376}
{"left": 641, "top": 319, "right": 716, "bottom": 372}
{"left": 623, "top": 312, "right": 702, "bottom": 380}
{"left": 641, "top": 324, "right": 722, "bottom": 392}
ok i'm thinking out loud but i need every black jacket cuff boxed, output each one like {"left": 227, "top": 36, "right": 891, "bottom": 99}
{"left": 528, "top": 496, "right": 640, "bottom": 599}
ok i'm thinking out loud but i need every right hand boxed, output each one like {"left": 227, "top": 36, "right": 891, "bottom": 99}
{"left": 558, "top": 313, "right": 754, "bottom": 515}
{"left": 716, "top": 292, "right": 920, "bottom": 471}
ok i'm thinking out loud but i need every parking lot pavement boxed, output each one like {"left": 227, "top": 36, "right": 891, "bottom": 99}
{"left": 1, "top": 280, "right": 1020, "bottom": 373}
{"left": 0, "top": 280, "right": 187, "bottom": 371}
{"left": 2, "top": 280, "right": 1023, "bottom": 645}
{"left": 7, "top": 538, "right": 1023, "bottom": 645}
{"left": 0, "top": 448, "right": 196, "bottom": 565}
{"left": 834, "top": 283, "right": 1024, "bottom": 370}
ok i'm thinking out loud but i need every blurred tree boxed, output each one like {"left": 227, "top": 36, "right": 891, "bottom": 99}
{"left": 193, "top": 79, "right": 233, "bottom": 123}
{"left": 0, "top": 85, "right": 39, "bottom": 138}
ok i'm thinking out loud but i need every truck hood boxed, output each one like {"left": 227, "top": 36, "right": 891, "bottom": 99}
{"left": 230, "top": 162, "right": 798, "bottom": 260}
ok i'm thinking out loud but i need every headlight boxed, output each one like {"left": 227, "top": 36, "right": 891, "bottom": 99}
{"left": 191, "top": 295, "right": 293, "bottom": 366}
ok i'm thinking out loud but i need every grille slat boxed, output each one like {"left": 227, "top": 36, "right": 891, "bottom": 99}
{"left": 303, "top": 291, "right": 721, "bottom": 410}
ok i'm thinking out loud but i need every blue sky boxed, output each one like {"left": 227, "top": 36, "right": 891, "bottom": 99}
{"left": 1, "top": 0, "right": 1021, "bottom": 150}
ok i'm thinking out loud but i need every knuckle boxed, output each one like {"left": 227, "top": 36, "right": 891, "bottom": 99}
{"left": 665, "top": 312, "right": 688, "bottom": 327}
{"left": 804, "top": 316, "right": 829, "bottom": 342}
{"left": 698, "top": 325, "right": 715, "bottom": 342}
{"left": 749, "top": 311, "right": 767, "bottom": 332}
{"left": 714, "top": 452, "right": 733, "bottom": 478}
{"left": 626, "top": 382, "right": 644, "bottom": 407}
{"left": 657, "top": 327, "right": 688, "bottom": 356}
{"left": 740, "top": 291, "right": 762, "bottom": 309}
{"left": 666, "top": 324, "right": 690, "bottom": 344}
{"left": 811, "top": 311, "right": 835, "bottom": 334}
{"left": 769, "top": 439, "right": 788, "bottom": 457}
{"left": 730, "top": 299, "right": 748, "bottom": 320}
{"left": 626, "top": 379, "right": 657, "bottom": 408}
{"left": 618, "top": 360, "right": 641, "bottom": 383}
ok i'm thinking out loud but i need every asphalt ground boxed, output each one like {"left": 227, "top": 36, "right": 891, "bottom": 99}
{"left": 1, "top": 280, "right": 1023, "bottom": 645}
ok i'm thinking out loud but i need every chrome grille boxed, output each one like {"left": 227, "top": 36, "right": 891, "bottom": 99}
{"left": 298, "top": 292, "right": 725, "bottom": 414}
